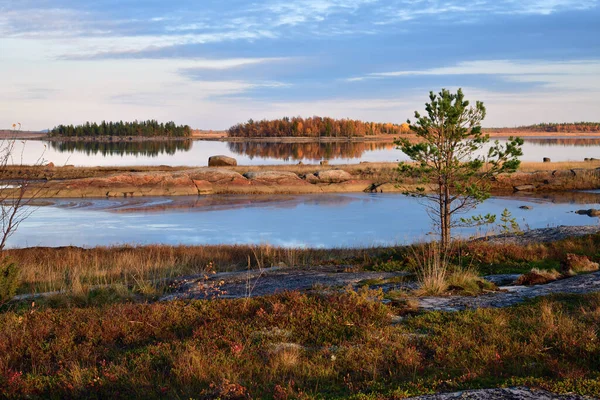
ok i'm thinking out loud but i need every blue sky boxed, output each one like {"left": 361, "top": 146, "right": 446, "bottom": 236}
{"left": 1, "top": 0, "right": 599, "bottom": 130}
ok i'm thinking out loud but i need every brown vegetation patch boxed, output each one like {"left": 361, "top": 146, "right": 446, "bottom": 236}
{"left": 561, "top": 253, "right": 600, "bottom": 274}
{"left": 515, "top": 268, "right": 562, "bottom": 286}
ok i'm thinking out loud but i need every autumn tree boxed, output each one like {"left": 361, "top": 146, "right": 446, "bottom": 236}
{"left": 396, "top": 88, "right": 523, "bottom": 251}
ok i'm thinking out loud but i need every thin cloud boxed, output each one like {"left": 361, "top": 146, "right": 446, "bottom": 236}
{"left": 347, "top": 59, "right": 600, "bottom": 91}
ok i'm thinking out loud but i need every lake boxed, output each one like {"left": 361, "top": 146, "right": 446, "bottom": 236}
{"left": 9, "top": 138, "right": 600, "bottom": 167}
{"left": 9, "top": 193, "right": 600, "bottom": 249}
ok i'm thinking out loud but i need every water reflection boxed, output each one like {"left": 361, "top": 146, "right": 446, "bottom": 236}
{"left": 526, "top": 138, "right": 600, "bottom": 147}
{"left": 49, "top": 194, "right": 367, "bottom": 214}
{"left": 227, "top": 141, "right": 395, "bottom": 161}
{"left": 9, "top": 193, "right": 600, "bottom": 248}
{"left": 9, "top": 137, "right": 600, "bottom": 167}
{"left": 49, "top": 140, "right": 192, "bottom": 157}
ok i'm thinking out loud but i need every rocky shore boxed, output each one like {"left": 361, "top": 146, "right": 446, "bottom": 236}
{"left": 2, "top": 161, "right": 599, "bottom": 199}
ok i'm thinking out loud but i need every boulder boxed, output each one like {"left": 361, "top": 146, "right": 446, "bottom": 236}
{"left": 552, "top": 169, "right": 576, "bottom": 178}
{"left": 320, "top": 160, "right": 329, "bottom": 166}
{"left": 304, "top": 173, "right": 320, "bottom": 184}
{"left": 45, "top": 162, "right": 55, "bottom": 168}
{"left": 519, "top": 205, "right": 533, "bottom": 210}
{"left": 315, "top": 169, "right": 353, "bottom": 183}
{"left": 575, "top": 209, "right": 600, "bottom": 217}
{"left": 514, "top": 184, "right": 535, "bottom": 192}
{"left": 208, "top": 155, "right": 237, "bottom": 167}
{"left": 543, "top": 157, "right": 551, "bottom": 163}
{"left": 189, "top": 168, "right": 247, "bottom": 184}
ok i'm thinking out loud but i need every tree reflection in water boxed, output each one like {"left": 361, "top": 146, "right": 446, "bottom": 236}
{"left": 48, "top": 140, "right": 193, "bottom": 157}
{"left": 227, "top": 141, "right": 395, "bottom": 161}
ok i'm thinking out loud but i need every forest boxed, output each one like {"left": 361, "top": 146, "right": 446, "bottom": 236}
{"left": 488, "top": 122, "right": 600, "bottom": 133}
{"left": 48, "top": 120, "right": 192, "bottom": 138}
{"left": 228, "top": 117, "right": 410, "bottom": 138}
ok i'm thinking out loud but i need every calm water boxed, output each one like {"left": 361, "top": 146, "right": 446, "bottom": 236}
{"left": 9, "top": 193, "right": 600, "bottom": 249}
{"left": 10, "top": 138, "right": 600, "bottom": 166}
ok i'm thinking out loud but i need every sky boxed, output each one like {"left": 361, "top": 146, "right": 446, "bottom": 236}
{"left": 1, "top": 0, "right": 599, "bottom": 130}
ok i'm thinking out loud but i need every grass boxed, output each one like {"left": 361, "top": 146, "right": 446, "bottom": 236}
{"left": 4, "top": 232, "right": 600, "bottom": 298}
{"left": 1, "top": 291, "right": 600, "bottom": 399}
{"left": 518, "top": 160, "right": 600, "bottom": 172}
{"left": 5, "top": 244, "right": 385, "bottom": 295}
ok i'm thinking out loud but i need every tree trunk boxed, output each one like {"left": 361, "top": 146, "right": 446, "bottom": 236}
{"left": 440, "top": 184, "right": 451, "bottom": 252}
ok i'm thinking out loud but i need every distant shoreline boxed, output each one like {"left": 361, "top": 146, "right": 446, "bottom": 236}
{"left": 4, "top": 130, "right": 600, "bottom": 143}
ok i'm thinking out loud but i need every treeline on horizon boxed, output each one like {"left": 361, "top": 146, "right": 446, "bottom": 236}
{"left": 48, "top": 120, "right": 192, "bottom": 138}
{"left": 228, "top": 117, "right": 410, "bottom": 138}
{"left": 488, "top": 122, "right": 600, "bottom": 133}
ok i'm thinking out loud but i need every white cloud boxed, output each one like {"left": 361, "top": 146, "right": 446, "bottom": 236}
{"left": 375, "top": 0, "right": 598, "bottom": 24}
{"left": 348, "top": 59, "right": 600, "bottom": 91}
{"left": 0, "top": 41, "right": 290, "bottom": 129}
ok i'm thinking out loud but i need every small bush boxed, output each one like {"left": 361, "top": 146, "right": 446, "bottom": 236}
{"left": 0, "top": 257, "right": 19, "bottom": 304}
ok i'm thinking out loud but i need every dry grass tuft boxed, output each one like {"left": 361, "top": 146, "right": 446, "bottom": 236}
{"left": 410, "top": 242, "right": 450, "bottom": 296}
{"left": 561, "top": 253, "right": 600, "bottom": 274}
{"left": 515, "top": 268, "right": 562, "bottom": 286}
{"left": 267, "top": 343, "right": 303, "bottom": 371}
{"left": 446, "top": 268, "right": 497, "bottom": 295}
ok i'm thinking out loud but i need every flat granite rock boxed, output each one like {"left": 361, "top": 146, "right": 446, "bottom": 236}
{"left": 419, "top": 270, "right": 600, "bottom": 312}
{"left": 409, "top": 387, "right": 593, "bottom": 400}
{"left": 481, "top": 225, "right": 600, "bottom": 246}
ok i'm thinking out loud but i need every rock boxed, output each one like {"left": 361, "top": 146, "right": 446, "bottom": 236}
{"left": 561, "top": 253, "right": 600, "bottom": 274}
{"left": 208, "top": 155, "right": 237, "bottom": 167}
{"left": 304, "top": 173, "right": 320, "bottom": 184}
{"left": 189, "top": 168, "right": 247, "bottom": 184}
{"left": 551, "top": 169, "right": 576, "bottom": 178}
{"left": 315, "top": 169, "right": 353, "bottom": 183}
{"left": 483, "top": 274, "right": 522, "bottom": 286}
{"left": 45, "top": 162, "right": 55, "bottom": 168}
{"left": 519, "top": 205, "right": 533, "bottom": 210}
{"left": 320, "top": 160, "right": 329, "bottom": 166}
{"left": 192, "top": 179, "right": 214, "bottom": 195}
{"left": 575, "top": 209, "right": 600, "bottom": 217}
{"left": 514, "top": 184, "right": 535, "bottom": 192}
{"left": 543, "top": 157, "right": 551, "bottom": 162}
{"left": 297, "top": 161, "right": 304, "bottom": 165}
{"left": 374, "top": 183, "right": 402, "bottom": 193}
{"left": 418, "top": 269, "right": 600, "bottom": 312}
{"left": 243, "top": 171, "right": 305, "bottom": 185}
{"left": 483, "top": 226, "right": 600, "bottom": 246}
